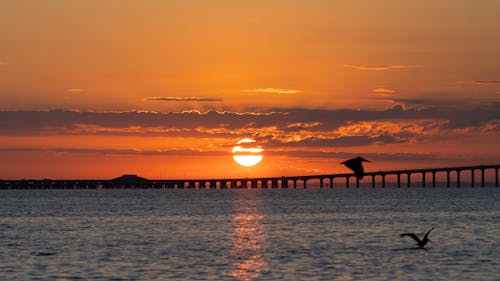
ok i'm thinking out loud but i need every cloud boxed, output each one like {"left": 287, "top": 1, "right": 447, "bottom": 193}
{"left": 0, "top": 147, "right": 225, "bottom": 156}
{"left": 62, "top": 124, "right": 192, "bottom": 135}
{"left": 373, "top": 88, "right": 396, "bottom": 94}
{"left": 242, "top": 88, "right": 303, "bottom": 94}
{"left": 287, "top": 122, "right": 323, "bottom": 129}
{"left": 457, "top": 80, "right": 500, "bottom": 85}
{"left": 267, "top": 150, "right": 437, "bottom": 161}
{"left": 0, "top": 146, "right": 441, "bottom": 163}
{"left": 264, "top": 135, "right": 401, "bottom": 148}
{"left": 0, "top": 104, "right": 498, "bottom": 146}
{"left": 0, "top": 147, "right": 437, "bottom": 161}
{"left": 145, "top": 97, "right": 223, "bottom": 102}
{"left": 343, "top": 64, "right": 418, "bottom": 71}
{"left": 67, "top": 88, "right": 84, "bottom": 93}
{"left": 0, "top": 109, "right": 287, "bottom": 136}
{"left": 331, "top": 119, "right": 449, "bottom": 142}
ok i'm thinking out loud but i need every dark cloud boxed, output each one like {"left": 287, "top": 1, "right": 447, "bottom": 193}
{"left": 368, "top": 96, "right": 500, "bottom": 127}
{"left": 0, "top": 147, "right": 436, "bottom": 161}
{"left": 380, "top": 99, "right": 500, "bottom": 128}
{"left": 146, "top": 97, "right": 223, "bottom": 102}
{"left": 458, "top": 81, "right": 500, "bottom": 85}
{"left": 0, "top": 109, "right": 287, "bottom": 135}
{"left": 0, "top": 147, "right": 226, "bottom": 156}
{"left": 268, "top": 150, "right": 437, "bottom": 161}
{"left": 0, "top": 103, "right": 498, "bottom": 144}
{"left": 262, "top": 135, "right": 401, "bottom": 148}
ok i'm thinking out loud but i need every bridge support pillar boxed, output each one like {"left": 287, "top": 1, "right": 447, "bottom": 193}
{"left": 481, "top": 169, "right": 485, "bottom": 187}
{"left": 320, "top": 178, "right": 324, "bottom": 188}
{"left": 397, "top": 174, "right": 401, "bottom": 188}
{"left": 382, "top": 175, "right": 385, "bottom": 188}
{"left": 251, "top": 180, "right": 258, "bottom": 188}
{"left": 372, "top": 175, "right": 376, "bottom": 188}
{"left": 282, "top": 178, "right": 289, "bottom": 188}
{"left": 330, "top": 178, "right": 334, "bottom": 188}
{"left": 447, "top": 171, "right": 450, "bottom": 188}
{"left": 432, "top": 172, "right": 436, "bottom": 188}
{"left": 356, "top": 178, "right": 359, "bottom": 188}
{"left": 261, "top": 180, "right": 267, "bottom": 189}
{"left": 422, "top": 172, "right": 426, "bottom": 188}
{"left": 457, "top": 170, "right": 461, "bottom": 188}
{"left": 496, "top": 168, "right": 499, "bottom": 187}
{"left": 293, "top": 180, "right": 297, "bottom": 189}
{"left": 303, "top": 179, "right": 307, "bottom": 189}
{"left": 407, "top": 173, "right": 411, "bottom": 188}
{"left": 346, "top": 177, "right": 350, "bottom": 188}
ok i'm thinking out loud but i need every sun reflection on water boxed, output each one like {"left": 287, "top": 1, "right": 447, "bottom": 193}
{"left": 230, "top": 194, "right": 267, "bottom": 281}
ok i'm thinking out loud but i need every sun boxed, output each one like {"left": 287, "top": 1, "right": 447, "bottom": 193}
{"left": 232, "top": 138, "right": 264, "bottom": 167}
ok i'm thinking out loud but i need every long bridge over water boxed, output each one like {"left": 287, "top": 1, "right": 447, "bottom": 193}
{"left": 1, "top": 164, "right": 499, "bottom": 189}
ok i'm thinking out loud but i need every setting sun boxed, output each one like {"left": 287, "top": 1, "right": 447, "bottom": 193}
{"left": 232, "top": 138, "right": 264, "bottom": 167}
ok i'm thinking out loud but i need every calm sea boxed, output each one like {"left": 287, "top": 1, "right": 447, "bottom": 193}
{"left": 0, "top": 187, "right": 498, "bottom": 280}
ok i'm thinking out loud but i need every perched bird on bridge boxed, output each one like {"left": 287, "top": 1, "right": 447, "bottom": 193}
{"left": 341, "top": 157, "right": 370, "bottom": 179}
{"left": 400, "top": 227, "right": 434, "bottom": 249}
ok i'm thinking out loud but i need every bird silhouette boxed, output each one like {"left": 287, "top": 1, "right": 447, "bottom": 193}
{"left": 400, "top": 227, "right": 434, "bottom": 248}
{"left": 341, "top": 157, "right": 370, "bottom": 179}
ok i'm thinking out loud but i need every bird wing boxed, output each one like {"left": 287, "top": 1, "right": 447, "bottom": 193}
{"left": 400, "top": 233, "right": 422, "bottom": 243}
{"left": 423, "top": 227, "right": 434, "bottom": 240}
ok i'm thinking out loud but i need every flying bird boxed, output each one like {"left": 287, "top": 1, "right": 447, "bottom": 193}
{"left": 400, "top": 227, "right": 434, "bottom": 248}
{"left": 341, "top": 157, "right": 370, "bottom": 179}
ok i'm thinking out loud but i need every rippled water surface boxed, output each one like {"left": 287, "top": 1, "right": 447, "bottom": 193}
{"left": 1, "top": 188, "right": 499, "bottom": 280}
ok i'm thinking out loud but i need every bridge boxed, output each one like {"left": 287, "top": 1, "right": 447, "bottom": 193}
{"left": 1, "top": 164, "right": 499, "bottom": 189}
{"left": 161, "top": 164, "right": 500, "bottom": 189}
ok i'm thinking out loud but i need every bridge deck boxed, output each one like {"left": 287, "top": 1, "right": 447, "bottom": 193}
{"left": 1, "top": 164, "right": 499, "bottom": 189}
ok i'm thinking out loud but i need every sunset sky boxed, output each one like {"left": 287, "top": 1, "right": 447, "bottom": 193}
{"left": 1, "top": 0, "right": 499, "bottom": 179}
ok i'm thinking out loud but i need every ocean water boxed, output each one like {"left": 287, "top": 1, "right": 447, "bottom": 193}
{"left": 0, "top": 187, "right": 498, "bottom": 281}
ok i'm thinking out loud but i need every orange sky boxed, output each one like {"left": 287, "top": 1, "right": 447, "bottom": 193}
{"left": 0, "top": 1, "right": 499, "bottom": 179}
